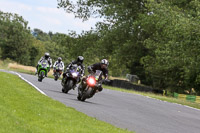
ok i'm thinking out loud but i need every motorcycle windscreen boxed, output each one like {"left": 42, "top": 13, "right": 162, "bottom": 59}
{"left": 94, "top": 70, "right": 103, "bottom": 81}
{"left": 41, "top": 60, "right": 49, "bottom": 68}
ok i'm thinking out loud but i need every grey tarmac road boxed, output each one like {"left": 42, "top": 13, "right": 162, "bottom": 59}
{"left": 2, "top": 70, "right": 200, "bottom": 133}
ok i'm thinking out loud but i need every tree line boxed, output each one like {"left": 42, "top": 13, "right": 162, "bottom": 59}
{"left": 1, "top": 0, "right": 200, "bottom": 95}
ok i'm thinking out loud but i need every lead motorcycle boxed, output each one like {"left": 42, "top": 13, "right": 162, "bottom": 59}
{"left": 37, "top": 60, "right": 50, "bottom": 82}
{"left": 77, "top": 70, "right": 103, "bottom": 101}
{"left": 53, "top": 64, "right": 63, "bottom": 81}
{"left": 61, "top": 64, "right": 82, "bottom": 93}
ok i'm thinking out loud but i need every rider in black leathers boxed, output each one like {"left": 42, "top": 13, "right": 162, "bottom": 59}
{"left": 62, "top": 56, "right": 85, "bottom": 83}
{"left": 80, "top": 59, "right": 109, "bottom": 92}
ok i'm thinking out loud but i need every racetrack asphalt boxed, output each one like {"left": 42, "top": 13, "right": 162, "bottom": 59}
{"left": 2, "top": 70, "right": 200, "bottom": 133}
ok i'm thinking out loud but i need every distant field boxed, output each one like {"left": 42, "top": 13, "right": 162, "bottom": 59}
{"left": 8, "top": 63, "right": 35, "bottom": 72}
{"left": 0, "top": 71, "right": 133, "bottom": 133}
{"left": 0, "top": 60, "right": 54, "bottom": 78}
{"left": 8, "top": 62, "right": 54, "bottom": 75}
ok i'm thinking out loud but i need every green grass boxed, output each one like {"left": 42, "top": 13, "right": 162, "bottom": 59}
{"left": 0, "top": 71, "right": 133, "bottom": 133}
{"left": 103, "top": 85, "right": 200, "bottom": 110}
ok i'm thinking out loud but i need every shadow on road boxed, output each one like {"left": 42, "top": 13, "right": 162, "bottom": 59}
{"left": 67, "top": 98, "right": 102, "bottom": 105}
{"left": 47, "top": 89, "right": 77, "bottom": 96}
{"left": 47, "top": 89, "right": 63, "bottom": 93}
{"left": 66, "top": 92, "right": 77, "bottom": 96}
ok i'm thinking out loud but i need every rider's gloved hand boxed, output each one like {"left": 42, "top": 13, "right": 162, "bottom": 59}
{"left": 103, "top": 78, "right": 110, "bottom": 84}
{"left": 87, "top": 66, "right": 93, "bottom": 73}
{"left": 105, "top": 79, "right": 110, "bottom": 82}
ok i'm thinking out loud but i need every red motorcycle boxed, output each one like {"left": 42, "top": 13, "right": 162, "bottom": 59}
{"left": 77, "top": 70, "right": 103, "bottom": 101}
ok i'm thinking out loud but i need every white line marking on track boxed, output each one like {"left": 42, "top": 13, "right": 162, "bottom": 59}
{"left": 11, "top": 71, "right": 47, "bottom": 96}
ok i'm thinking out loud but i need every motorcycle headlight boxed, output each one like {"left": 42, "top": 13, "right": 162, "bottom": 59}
{"left": 72, "top": 72, "right": 78, "bottom": 77}
{"left": 87, "top": 77, "right": 96, "bottom": 86}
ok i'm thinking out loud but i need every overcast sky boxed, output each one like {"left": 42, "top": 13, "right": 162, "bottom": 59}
{"left": 0, "top": 0, "right": 102, "bottom": 34}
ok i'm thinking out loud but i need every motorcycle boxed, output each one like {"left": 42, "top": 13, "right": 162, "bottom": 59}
{"left": 53, "top": 64, "right": 63, "bottom": 81}
{"left": 61, "top": 64, "right": 82, "bottom": 93}
{"left": 37, "top": 60, "right": 50, "bottom": 82}
{"left": 77, "top": 70, "right": 103, "bottom": 101}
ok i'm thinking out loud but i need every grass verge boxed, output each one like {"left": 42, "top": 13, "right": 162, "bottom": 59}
{"left": 0, "top": 71, "right": 133, "bottom": 133}
{"left": 103, "top": 85, "right": 200, "bottom": 110}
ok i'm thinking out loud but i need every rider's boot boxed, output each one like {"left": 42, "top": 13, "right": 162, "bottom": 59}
{"left": 61, "top": 77, "right": 65, "bottom": 86}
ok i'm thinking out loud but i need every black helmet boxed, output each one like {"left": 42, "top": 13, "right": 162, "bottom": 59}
{"left": 77, "top": 56, "right": 84, "bottom": 64}
{"left": 44, "top": 52, "right": 50, "bottom": 59}
{"left": 101, "top": 59, "right": 109, "bottom": 66}
{"left": 58, "top": 57, "right": 62, "bottom": 62}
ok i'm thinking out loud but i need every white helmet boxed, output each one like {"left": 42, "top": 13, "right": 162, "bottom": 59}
{"left": 77, "top": 56, "right": 84, "bottom": 64}
{"left": 101, "top": 59, "right": 109, "bottom": 66}
{"left": 44, "top": 52, "right": 50, "bottom": 59}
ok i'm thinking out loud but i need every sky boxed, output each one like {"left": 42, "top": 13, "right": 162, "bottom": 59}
{"left": 0, "top": 0, "right": 102, "bottom": 34}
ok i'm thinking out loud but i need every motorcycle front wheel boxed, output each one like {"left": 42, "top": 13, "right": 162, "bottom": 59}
{"left": 38, "top": 71, "right": 44, "bottom": 82}
{"left": 63, "top": 79, "right": 74, "bottom": 93}
{"left": 54, "top": 73, "right": 59, "bottom": 81}
{"left": 80, "top": 87, "right": 94, "bottom": 101}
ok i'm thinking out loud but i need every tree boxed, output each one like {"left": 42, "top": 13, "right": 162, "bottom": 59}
{"left": 32, "top": 28, "right": 51, "bottom": 41}
{"left": 137, "top": 1, "right": 200, "bottom": 93}
{"left": 58, "top": 0, "right": 200, "bottom": 95}
{"left": 57, "top": 0, "right": 148, "bottom": 77}
{"left": 0, "top": 11, "right": 32, "bottom": 65}
{"left": 0, "top": 11, "right": 45, "bottom": 66}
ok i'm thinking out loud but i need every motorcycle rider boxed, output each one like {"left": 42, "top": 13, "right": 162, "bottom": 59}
{"left": 79, "top": 59, "right": 109, "bottom": 92}
{"left": 53, "top": 57, "right": 64, "bottom": 75}
{"left": 62, "top": 56, "right": 85, "bottom": 85}
{"left": 35, "top": 52, "right": 52, "bottom": 76}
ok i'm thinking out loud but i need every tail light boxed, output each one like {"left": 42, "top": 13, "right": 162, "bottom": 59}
{"left": 87, "top": 77, "right": 96, "bottom": 86}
